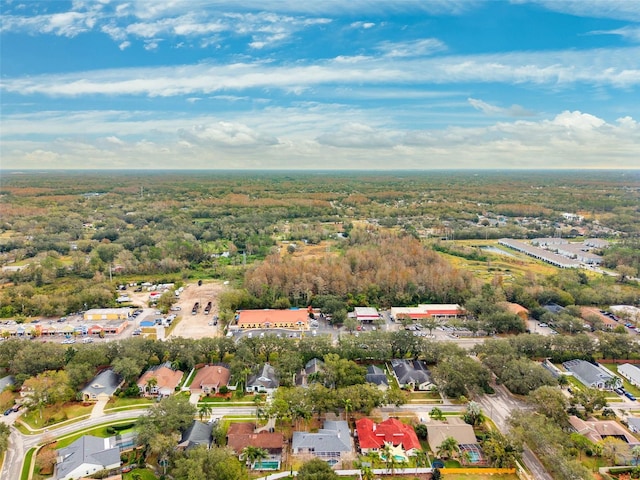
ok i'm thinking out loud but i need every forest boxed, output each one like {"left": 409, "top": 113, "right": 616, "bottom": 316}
{"left": 1, "top": 170, "right": 638, "bottom": 319}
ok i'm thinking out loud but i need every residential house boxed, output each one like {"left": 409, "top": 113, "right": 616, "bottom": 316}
{"left": 569, "top": 416, "right": 638, "bottom": 444}
{"left": 178, "top": 420, "right": 213, "bottom": 450}
{"left": 246, "top": 364, "right": 279, "bottom": 394}
{"left": 390, "top": 359, "right": 434, "bottom": 391}
{"left": 425, "top": 418, "right": 478, "bottom": 454}
{"left": 226, "top": 422, "right": 284, "bottom": 469}
{"left": 236, "top": 309, "right": 309, "bottom": 330}
{"left": 81, "top": 370, "right": 123, "bottom": 402}
{"left": 356, "top": 417, "right": 421, "bottom": 458}
{"left": 295, "top": 358, "right": 324, "bottom": 387}
{"left": 55, "top": 435, "right": 121, "bottom": 480}
{"left": 189, "top": 364, "right": 231, "bottom": 395}
{"left": 365, "top": 365, "right": 388, "bottom": 390}
{"left": 618, "top": 364, "right": 640, "bottom": 387}
{"left": 562, "top": 359, "right": 616, "bottom": 389}
{"left": 291, "top": 420, "right": 352, "bottom": 465}
{"left": 137, "top": 363, "right": 183, "bottom": 397}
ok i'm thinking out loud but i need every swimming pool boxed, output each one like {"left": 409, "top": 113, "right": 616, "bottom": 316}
{"left": 254, "top": 460, "right": 279, "bottom": 470}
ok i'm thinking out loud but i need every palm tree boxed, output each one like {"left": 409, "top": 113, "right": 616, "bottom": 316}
{"left": 437, "top": 436, "right": 459, "bottom": 460}
{"left": 361, "top": 465, "right": 374, "bottom": 480}
{"left": 632, "top": 445, "right": 640, "bottom": 466}
{"left": 241, "top": 445, "right": 268, "bottom": 469}
{"left": 343, "top": 398, "right": 353, "bottom": 430}
{"left": 198, "top": 402, "right": 212, "bottom": 422}
{"left": 380, "top": 443, "right": 398, "bottom": 474}
{"left": 414, "top": 450, "right": 429, "bottom": 473}
{"left": 145, "top": 376, "right": 158, "bottom": 396}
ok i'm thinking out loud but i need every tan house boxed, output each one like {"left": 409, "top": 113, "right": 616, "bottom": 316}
{"left": 189, "top": 364, "right": 231, "bottom": 395}
{"left": 137, "top": 363, "right": 184, "bottom": 397}
{"left": 569, "top": 416, "right": 638, "bottom": 444}
{"left": 425, "top": 418, "right": 478, "bottom": 453}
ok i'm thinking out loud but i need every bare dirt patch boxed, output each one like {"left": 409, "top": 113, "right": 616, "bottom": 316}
{"left": 168, "top": 281, "right": 227, "bottom": 339}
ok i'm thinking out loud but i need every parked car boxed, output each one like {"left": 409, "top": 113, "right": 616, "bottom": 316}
{"left": 4, "top": 408, "right": 13, "bottom": 416}
{"left": 625, "top": 392, "right": 637, "bottom": 401}
{"left": 614, "top": 387, "right": 624, "bottom": 395}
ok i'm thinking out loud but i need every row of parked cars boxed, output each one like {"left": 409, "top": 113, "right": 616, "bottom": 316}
{"left": 614, "top": 386, "right": 637, "bottom": 401}
{"left": 4, "top": 404, "right": 22, "bottom": 415}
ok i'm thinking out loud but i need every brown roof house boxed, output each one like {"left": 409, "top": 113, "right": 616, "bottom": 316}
{"left": 137, "top": 362, "right": 184, "bottom": 398}
{"left": 190, "top": 364, "right": 231, "bottom": 396}
{"left": 227, "top": 422, "right": 284, "bottom": 470}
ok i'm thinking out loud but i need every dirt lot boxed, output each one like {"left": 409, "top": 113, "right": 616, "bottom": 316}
{"left": 169, "top": 281, "right": 227, "bottom": 339}
{"left": 127, "top": 281, "right": 227, "bottom": 340}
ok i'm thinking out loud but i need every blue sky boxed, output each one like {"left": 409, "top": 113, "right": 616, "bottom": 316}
{"left": 1, "top": 0, "right": 639, "bottom": 170}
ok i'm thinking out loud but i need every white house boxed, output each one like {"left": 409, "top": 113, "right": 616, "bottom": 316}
{"left": 56, "top": 435, "right": 120, "bottom": 480}
{"left": 618, "top": 364, "right": 640, "bottom": 387}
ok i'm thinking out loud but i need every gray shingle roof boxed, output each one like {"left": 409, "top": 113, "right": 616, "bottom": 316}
{"left": 56, "top": 435, "right": 120, "bottom": 479}
{"left": 179, "top": 420, "right": 213, "bottom": 449}
{"left": 81, "top": 369, "right": 122, "bottom": 397}
{"left": 292, "top": 420, "right": 352, "bottom": 455}
{"left": 248, "top": 364, "right": 279, "bottom": 389}
{"left": 563, "top": 359, "right": 613, "bottom": 388}
{"left": 365, "top": 365, "right": 388, "bottom": 387}
{"left": 391, "top": 359, "right": 432, "bottom": 386}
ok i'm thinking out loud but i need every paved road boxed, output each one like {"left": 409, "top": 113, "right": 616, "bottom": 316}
{"left": 478, "top": 384, "right": 553, "bottom": 480}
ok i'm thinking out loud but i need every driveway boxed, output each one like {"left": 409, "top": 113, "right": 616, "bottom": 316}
{"left": 189, "top": 392, "right": 200, "bottom": 405}
{"left": 90, "top": 398, "right": 109, "bottom": 419}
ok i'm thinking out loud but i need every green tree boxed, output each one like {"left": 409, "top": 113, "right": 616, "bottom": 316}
{"left": 481, "top": 430, "right": 522, "bottom": 468}
{"left": 528, "top": 385, "right": 569, "bottom": 425}
{"left": 240, "top": 445, "right": 268, "bottom": 469}
{"left": 436, "top": 436, "right": 460, "bottom": 460}
{"left": 429, "top": 406, "right": 445, "bottom": 421}
{"left": 297, "top": 457, "right": 339, "bottom": 479}
{"left": 462, "top": 401, "right": 485, "bottom": 427}
{"left": 172, "top": 445, "right": 246, "bottom": 480}
{"left": 570, "top": 387, "right": 608, "bottom": 416}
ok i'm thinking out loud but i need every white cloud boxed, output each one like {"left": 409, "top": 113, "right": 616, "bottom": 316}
{"left": 376, "top": 38, "right": 447, "bottom": 57}
{"left": 3, "top": 46, "right": 639, "bottom": 98}
{"left": 178, "top": 122, "right": 280, "bottom": 147}
{"left": 118, "top": 40, "right": 131, "bottom": 50}
{"left": 468, "top": 98, "right": 535, "bottom": 117}
{"left": 1, "top": 10, "right": 96, "bottom": 37}
{"left": 351, "top": 21, "right": 376, "bottom": 29}
{"left": 532, "top": 0, "right": 640, "bottom": 22}
{"left": 2, "top": 108, "right": 637, "bottom": 169}
{"left": 590, "top": 26, "right": 640, "bottom": 43}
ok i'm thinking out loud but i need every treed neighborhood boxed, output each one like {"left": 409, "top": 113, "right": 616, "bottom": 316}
{"left": 0, "top": 171, "right": 639, "bottom": 480}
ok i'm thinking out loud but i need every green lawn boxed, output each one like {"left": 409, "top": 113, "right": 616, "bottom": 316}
{"left": 123, "top": 468, "right": 158, "bottom": 480}
{"left": 21, "top": 448, "right": 35, "bottom": 480}
{"left": 55, "top": 421, "right": 137, "bottom": 449}
{"left": 20, "top": 402, "right": 93, "bottom": 430}
{"left": 106, "top": 397, "right": 154, "bottom": 409}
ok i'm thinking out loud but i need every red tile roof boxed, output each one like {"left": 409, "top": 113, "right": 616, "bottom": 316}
{"left": 355, "top": 417, "right": 421, "bottom": 452}
{"left": 190, "top": 365, "right": 231, "bottom": 393}
{"left": 226, "top": 422, "right": 284, "bottom": 454}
